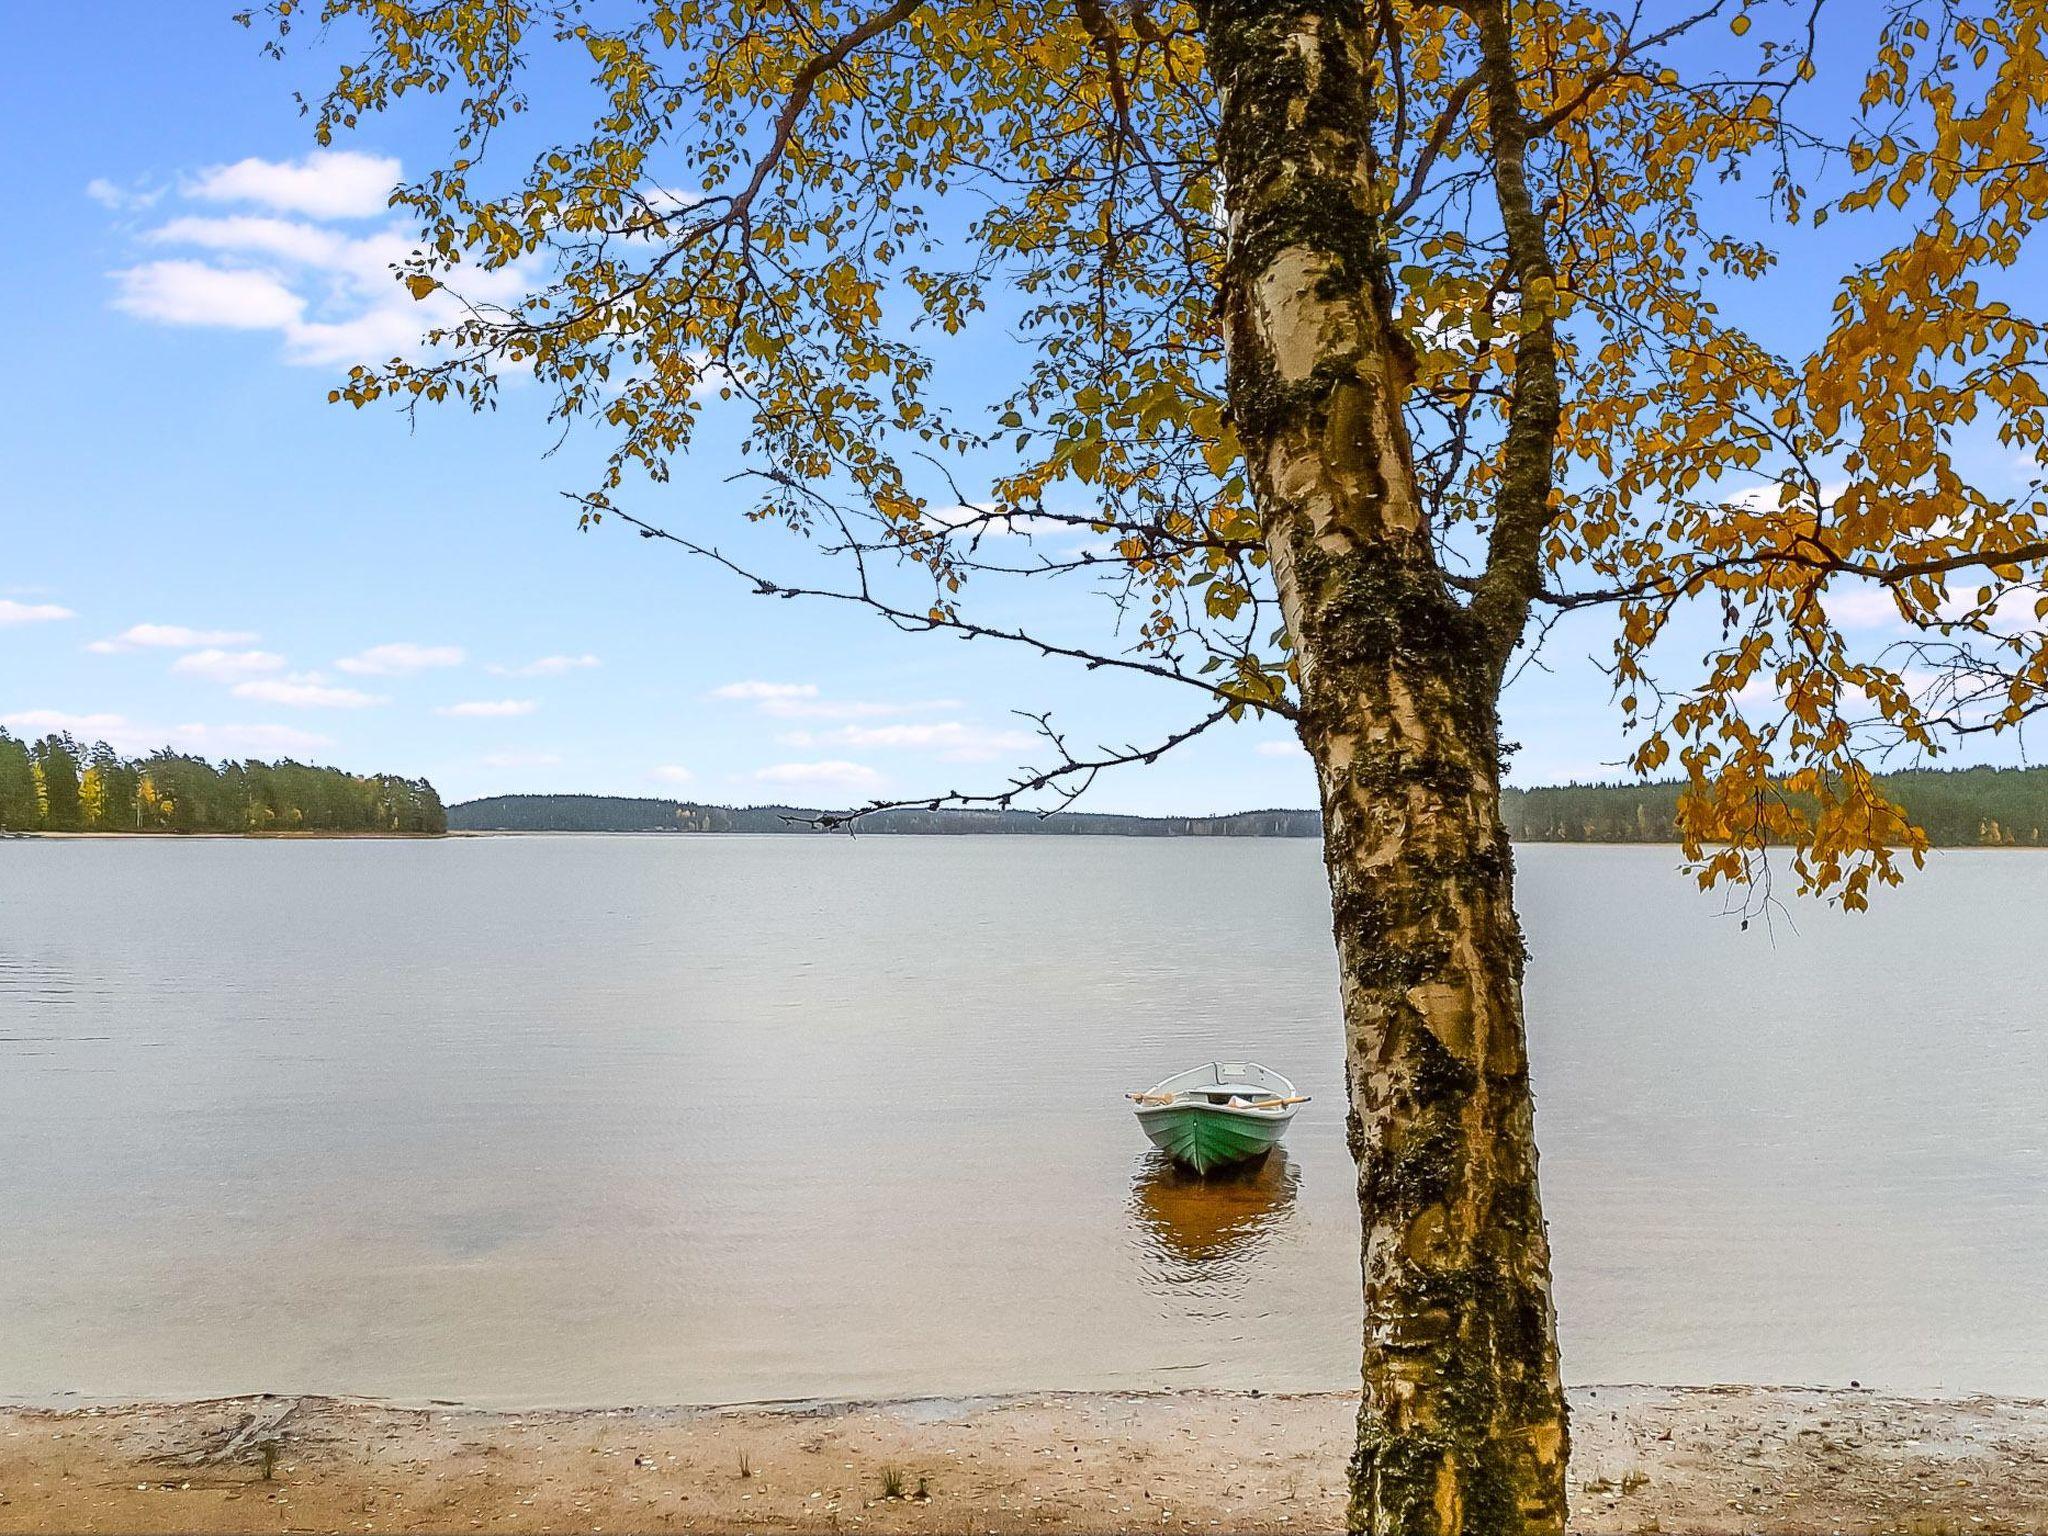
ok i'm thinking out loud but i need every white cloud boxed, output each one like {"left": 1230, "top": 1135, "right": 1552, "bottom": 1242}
{"left": 761, "top": 696, "right": 962, "bottom": 721}
{"left": 1939, "top": 583, "right": 2045, "bottom": 633}
{"left": 89, "top": 623, "right": 258, "bottom": 653}
{"left": 438, "top": 699, "right": 537, "bottom": 718}
{"left": 1821, "top": 585, "right": 1908, "bottom": 631}
{"left": 830, "top": 721, "right": 1023, "bottom": 751}
{"left": 1721, "top": 483, "right": 1790, "bottom": 514}
{"left": 170, "top": 648, "right": 287, "bottom": 680}
{"left": 650, "top": 764, "right": 696, "bottom": 785}
{"left": 0, "top": 600, "right": 75, "bottom": 626}
{"left": 103, "top": 155, "right": 538, "bottom": 369}
{"left": 110, "top": 249, "right": 431, "bottom": 368}
{"left": 920, "top": 503, "right": 1069, "bottom": 539}
{"left": 711, "top": 680, "right": 819, "bottom": 702}
{"left": 232, "top": 675, "right": 386, "bottom": 709}
{"left": 86, "top": 177, "right": 163, "bottom": 213}
{"left": 136, "top": 214, "right": 444, "bottom": 366}
{"left": 753, "top": 760, "right": 884, "bottom": 795}
{"left": 1255, "top": 739, "right": 1306, "bottom": 758}
{"left": 1, "top": 710, "right": 137, "bottom": 744}
{"left": 792, "top": 720, "right": 1040, "bottom": 763}
{"left": 1720, "top": 478, "right": 1851, "bottom": 516}
{"left": 336, "top": 642, "right": 465, "bottom": 676}
{"left": 1730, "top": 674, "right": 1781, "bottom": 710}
{"left": 286, "top": 308, "right": 437, "bottom": 368}
{"left": 490, "top": 653, "right": 601, "bottom": 677}
{"left": 482, "top": 750, "right": 563, "bottom": 769}
{"left": 632, "top": 188, "right": 709, "bottom": 225}
{"left": 111, "top": 260, "right": 306, "bottom": 330}
{"left": 149, "top": 214, "right": 361, "bottom": 268}
{"left": 711, "top": 679, "right": 964, "bottom": 721}
{"left": 172, "top": 722, "right": 335, "bottom": 758}
{"left": 0, "top": 710, "right": 331, "bottom": 760}
{"left": 187, "top": 150, "right": 402, "bottom": 220}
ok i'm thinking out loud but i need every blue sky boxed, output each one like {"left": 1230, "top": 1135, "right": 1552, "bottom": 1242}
{"left": 1, "top": 8, "right": 2018, "bottom": 811}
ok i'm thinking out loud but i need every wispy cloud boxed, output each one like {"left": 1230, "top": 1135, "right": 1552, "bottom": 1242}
{"left": 173, "top": 722, "right": 337, "bottom": 758}
{"left": 170, "top": 648, "right": 287, "bottom": 680}
{"left": 109, "top": 236, "right": 472, "bottom": 367}
{"left": 1255, "top": 739, "right": 1305, "bottom": 758}
{"left": 150, "top": 213, "right": 376, "bottom": 267}
{"left": 711, "top": 680, "right": 818, "bottom": 703}
{"left": 0, "top": 600, "right": 75, "bottom": 627}
{"left": 186, "top": 151, "right": 401, "bottom": 220}
{"left": 919, "top": 502, "right": 1071, "bottom": 539}
{"left": 233, "top": 675, "right": 386, "bottom": 709}
{"left": 336, "top": 642, "right": 465, "bottom": 676}
{"left": 761, "top": 696, "right": 962, "bottom": 721}
{"left": 103, "top": 151, "right": 535, "bottom": 369}
{"left": 89, "top": 623, "right": 258, "bottom": 653}
{"left": 712, "top": 679, "right": 963, "bottom": 722}
{"left": 650, "top": 764, "right": 696, "bottom": 785}
{"left": 782, "top": 720, "right": 1038, "bottom": 763}
{"left": 437, "top": 699, "right": 536, "bottom": 718}
{"left": 112, "top": 260, "right": 306, "bottom": 330}
{"left": 1939, "top": 584, "right": 2046, "bottom": 633}
{"left": 85, "top": 176, "right": 163, "bottom": 213}
{"left": 1720, "top": 478, "right": 1851, "bottom": 516}
{"left": 1, "top": 710, "right": 136, "bottom": 744}
{"left": 753, "top": 761, "right": 884, "bottom": 795}
{"left": 489, "top": 653, "right": 601, "bottom": 677}
{"left": 126, "top": 215, "right": 429, "bottom": 366}
{"left": 1821, "top": 585, "right": 1909, "bottom": 631}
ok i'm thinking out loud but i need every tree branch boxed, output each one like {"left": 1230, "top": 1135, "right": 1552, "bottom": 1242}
{"left": 803, "top": 704, "right": 1239, "bottom": 828}
{"left": 589, "top": 499, "right": 1297, "bottom": 720}
{"left": 1462, "top": 0, "right": 1565, "bottom": 673}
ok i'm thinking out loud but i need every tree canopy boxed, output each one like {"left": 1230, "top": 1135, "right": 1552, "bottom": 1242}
{"left": 0, "top": 729, "right": 446, "bottom": 835}
{"left": 246, "top": 0, "right": 2048, "bottom": 909}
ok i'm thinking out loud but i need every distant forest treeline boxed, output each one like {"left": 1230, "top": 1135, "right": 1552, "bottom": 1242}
{"left": 454, "top": 768, "right": 2048, "bottom": 845}
{"left": 449, "top": 794, "right": 1321, "bottom": 837}
{"left": 0, "top": 729, "right": 446, "bottom": 835}
{"left": 1501, "top": 766, "right": 2048, "bottom": 847}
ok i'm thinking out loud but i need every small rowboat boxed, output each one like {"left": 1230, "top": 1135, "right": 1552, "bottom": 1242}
{"left": 1128, "top": 1062, "right": 1308, "bottom": 1175}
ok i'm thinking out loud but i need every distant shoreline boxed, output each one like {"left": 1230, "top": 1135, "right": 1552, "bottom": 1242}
{"left": 11, "top": 828, "right": 2048, "bottom": 851}
{"left": 2, "top": 830, "right": 445, "bottom": 841}
{"left": 447, "top": 770, "right": 2048, "bottom": 846}
{"left": 445, "top": 829, "right": 2048, "bottom": 850}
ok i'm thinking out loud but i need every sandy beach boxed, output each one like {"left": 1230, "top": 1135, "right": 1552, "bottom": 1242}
{"left": 4, "top": 1386, "right": 2046, "bottom": 1534}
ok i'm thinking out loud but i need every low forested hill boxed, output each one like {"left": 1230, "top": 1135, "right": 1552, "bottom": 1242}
{"left": 448, "top": 794, "right": 1321, "bottom": 836}
{"left": 455, "top": 767, "right": 2048, "bottom": 845}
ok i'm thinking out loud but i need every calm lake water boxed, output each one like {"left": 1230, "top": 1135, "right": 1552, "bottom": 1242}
{"left": 2, "top": 837, "right": 2044, "bottom": 1406}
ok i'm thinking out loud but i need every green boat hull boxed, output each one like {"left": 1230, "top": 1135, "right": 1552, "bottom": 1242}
{"left": 1136, "top": 1104, "right": 1289, "bottom": 1174}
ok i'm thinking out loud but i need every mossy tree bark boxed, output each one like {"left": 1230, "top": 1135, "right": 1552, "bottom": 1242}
{"left": 1197, "top": 4, "right": 1569, "bottom": 1532}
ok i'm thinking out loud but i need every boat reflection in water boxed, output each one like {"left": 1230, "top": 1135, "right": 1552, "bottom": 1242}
{"left": 1126, "top": 1147, "right": 1301, "bottom": 1304}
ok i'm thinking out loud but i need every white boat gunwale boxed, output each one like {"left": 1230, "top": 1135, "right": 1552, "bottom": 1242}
{"left": 1127, "top": 1060, "right": 1306, "bottom": 1117}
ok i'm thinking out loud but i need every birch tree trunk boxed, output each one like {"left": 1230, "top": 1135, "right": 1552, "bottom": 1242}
{"left": 1198, "top": 5, "right": 1570, "bottom": 1531}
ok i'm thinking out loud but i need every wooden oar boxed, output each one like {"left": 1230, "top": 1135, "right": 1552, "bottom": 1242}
{"left": 1242, "top": 1095, "right": 1311, "bottom": 1109}
{"left": 1126, "top": 1091, "right": 1179, "bottom": 1105}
